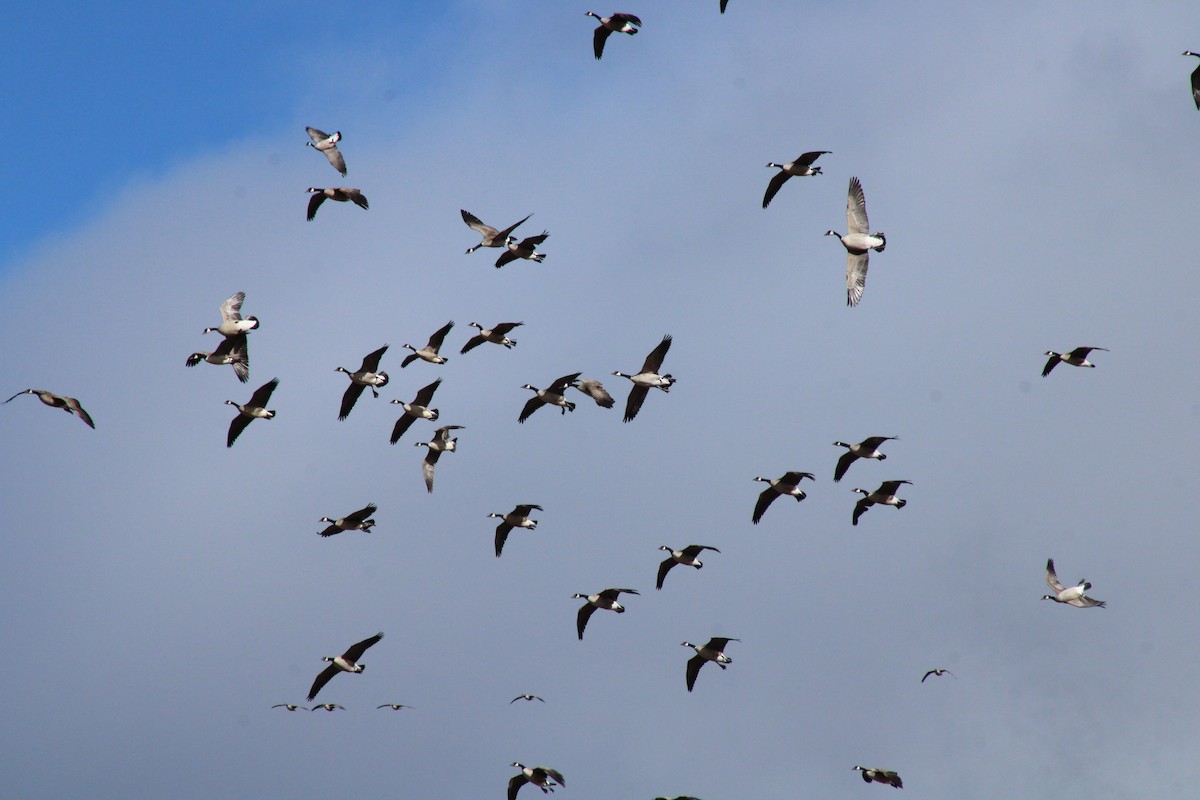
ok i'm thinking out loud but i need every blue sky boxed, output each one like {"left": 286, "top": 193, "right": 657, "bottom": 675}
{"left": 4, "top": 2, "right": 1200, "bottom": 798}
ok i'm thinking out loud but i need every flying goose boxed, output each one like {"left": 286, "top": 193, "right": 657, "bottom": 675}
{"left": 186, "top": 334, "right": 249, "bottom": 383}
{"left": 490, "top": 504, "right": 543, "bottom": 558}
{"left": 826, "top": 176, "right": 886, "bottom": 307}
{"left": 461, "top": 321, "right": 522, "bottom": 354}
{"left": 657, "top": 545, "right": 721, "bottom": 590}
{"left": 462, "top": 210, "right": 533, "bottom": 254}
{"left": 310, "top": 703, "right": 345, "bottom": 712}
{"left": 762, "top": 150, "right": 830, "bottom": 208}
{"left": 319, "top": 503, "right": 378, "bottom": 537}
{"left": 519, "top": 373, "right": 582, "bottom": 423}
{"left": 307, "top": 631, "right": 384, "bottom": 701}
{"left": 203, "top": 291, "right": 259, "bottom": 337}
{"left": 336, "top": 345, "right": 389, "bottom": 421}
{"left": 306, "top": 187, "right": 368, "bottom": 221}
{"left": 1041, "top": 346, "right": 1107, "bottom": 377}
{"left": 752, "top": 472, "right": 815, "bottom": 524}
{"left": 833, "top": 436, "right": 897, "bottom": 482}
{"left": 495, "top": 231, "right": 550, "bottom": 269}
{"left": 508, "top": 763, "right": 565, "bottom": 800}
{"left": 4, "top": 389, "right": 95, "bottom": 429}
{"left": 377, "top": 703, "right": 413, "bottom": 710}
{"left": 1042, "top": 558, "right": 1106, "bottom": 608}
{"left": 510, "top": 694, "right": 545, "bottom": 704}
{"left": 573, "top": 588, "right": 639, "bottom": 639}
{"left": 305, "top": 126, "right": 347, "bottom": 176}
{"left": 921, "top": 668, "right": 955, "bottom": 683}
{"left": 1185, "top": 52, "right": 1200, "bottom": 109}
{"left": 415, "top": 425, "right": 463, "bottom": 492}
{"left": 853, "top": 766, "right": 903, "bottom": 789}
{"left": 225, "top": 378, "right": 278, "bottom": 447}
{"left": 613, "top": 335, "right": 675, "bottom": 422}
{"left": 851, "top": 480, "right": 911, "bottom": 526}
{"left": 586, "top": 11, "right": 641, "bottom": 60}
{"left": 656, "top": 797, "right": 702, "bottom": 800}
{"left": 401, "top": 321, "right": 454, "bottom": 367}
{"left": 573, "top": 378, "right": 615, "bottom": 409}
{"left": 389, "top": 378, "right": 441, "bottom": 444}
{"left": 271, "top": 704, "right": 307, "bottom": 711}
{"left": 682, "top": 637, "right": 738, "bottom": 692}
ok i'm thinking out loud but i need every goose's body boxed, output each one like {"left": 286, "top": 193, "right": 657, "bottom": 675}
{"left": 402, "top": 321, "right": 454, "bottom": 367}
{"left": 319, "top": 503, "right": 378, "bottom": 538}
{"left": 305, "top": 126, "right": 347, "bottom": 176}
{"left": 415, "top": 425, "right": 463, "bottom": 492}
{"left": 203, "top": 291, "right": 260, "bottom": 337}
{"left": 389, "top": 378, "right": 441, "bottom": 444}
{"left": 762, "top": 150, "right": 830, "bottom": 208}
{"left": 491, "top": 504, "right": 543, "bottom": 557}
{"left": 307, "top": 631, "right": 384, "bottom": 701}
{"left": 833, "top": 436, "right": 897, "bottom": 482}
{"left": 462, "top": 210, "right": 533, "bottom": 253}
{"left": 573, "top": 378, "right": 615, "bottom": 409}
{"left": 683, "top": 637, "right": 738, "bottom": 692}
{"left": 921, "top": 668, "right": 955, "bottom": 683}
{"left": 519, "top": 373, "right": 582, "bottom": 423}
{"left": 613, "top": 335, "right": 675, "bottom": 422}
{"left": 225, "top": 378, "right": 278, "bottom": 447}
{"left": 306, "top": 187, "right": 368, "bottom": 220}
{"left": 1041, "top": 346, "right": 1107, "bottom": 377}
{"left": 496, "top": 231, "right": 549, "bottom": 269}
{"left": 271, "top": 704, "right": 307, "bottom": 711}
{"left": 510, "top": 694, "right": 545, "bottom": 704}
{"left": 336, "top": 345, "right": 389, "bottom": 420}
{"left": 1042, "top": 558, "right": 1106, "bottom": 608}
{"left": 853, "top": 766, "right": 903, "bottom": 789}
{"left": 657, "top": 545, "right": 720, "bottom": 590}
{"left": 1185, "top": 51, "right": 1200, "bottom": 109}
{"left": 4, "top": 389, "right": 95, "bottom": 429}
{"left": 186, "top": 333, "right": 249, "bottom": 383}
{"left": 851, "top": 480, "right": 911, "bottom": 526}
{"left": 752, "top": 471, "right": 815, "bottom": 524}
{"left": 461, "top": 321, "right": 522, "bottom": 354}
{"left": 573, "top": 588, "right": 639, "bottom": 639}
{"left": 587, "top": 11, "right": 641, "bottom": 60}
{"left": 508, "top": 763, "right": 565, "bottom": 800}
{"left": 826, "top": 176, "right": 886, "bottom": 307}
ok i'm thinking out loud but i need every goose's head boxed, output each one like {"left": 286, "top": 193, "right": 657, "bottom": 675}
{"left": 852, "top": 488, "right": 868, "bottom": 496}
{"left": 511, "top": 762, "right": 526, "bottom": 769}
{"left": 305, "top": 187, "right": 322, "bottom": 193}
{"left": 659, "top": 545, "right": 673, "bottom": 552}
{"left": 335, "top": 366, "right": 349, "bottom": 374}
{"left": 752, "top": 476, "right": 769, "bottom": 483}
{"left": 521, "top": 384, "right": 537, "bottom": 392}
{"left": 320, "top": 517, "right": 335, "bottom": 523}
{"left": 1185, "top": 51, "right": 1200, "bottom": 57}
{"left": 469, "top": 322, "right": 483, "bottom": 330}
{"left": 1040, "top": 594, "right": 1056, "bottom": 601}
{"left": 824, "top": 230, "right": 841, "bottom": 238}
{"left": 1044, "top": 351, "right": 1059, "bottom": 357}
{"left": 224, "top": 400, "right": 238, "bottom": 407}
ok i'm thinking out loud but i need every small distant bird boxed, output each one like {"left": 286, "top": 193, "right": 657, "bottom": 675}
{"left": 921, "top": 668, "right": 955, "bottom": 683}
{"left": 319, "top": 504, "right": 378, "bottom": 537}
{"left": 613, "top": 335, "right": 675, "bottom": 422}
{"left": 496, "top": 231, "right": 550, "bottom": 269}
{"left": 401, "top": 321, "right": 454, "bottom": 367}
{"left": 461, "top": 321, "right": 523, "bottom": 354}
{"left": 389, "top": 378, "right": 441, "bottom": 444}
{"left": 1042, "top": 558, "right": 1106, "bottom": 608}
{"left": 415, "top": 425, "right": 463, "bottom": 492}
{"left": 586, "top": 11, "right": 641, "bottom": 60}
{"left": 225, "top": 378, "right": 278, "bottom": 447}
{"left": 1184, "top": 51, "right": 1200, "bottom": 109}
{"left": 1041, "top": 346, "right": 1108, "bottom": 377}
{"left": 4, "top": 389, "right": 95, "bottom": 429}
{"left": 826, "top": 176, "right": 886, "bottom": 307}
{"left": 573, "top": 378, "right": 615, "bottom": 409}
{"left": 310, "top": 703, "right": 345, "bottom": 712}
{"left": 519, "top": 373, "right": 582, "bottom": 423}
{"left": 203, "top": 291, "right": 259, "bottom": 338}
{"left": 573, "top": 588, "right": 639, "bottom": 639}
{"left": 657, "top": 545, "right": 721, "bottom": 590}
{"left": 851, "top": 480, "right": 911, "bottom": 526}
{"left": 657, "top": 796, "right": 702, "bottom": 800}
{"left": 490, "top": 504, "right": 543, "bottom": 558}
{"left": 336, "top": 345, "right": 389, "bottom": 421}
{"left": 187, "top": 334, "right": 249, "bottom": 383}
{"left": 462, "top": 210, "right": 533, "bottom": 254}
{"left": 271, "top": 704, "right": 307, "bottom": 711}
{"left": 853, "top": 766, "right": 903, "bottom": 789}
{"left": 306, "top": 187, "right": 368, "bottom": 221}
{"left": 377, "top": 703, "right": 413, "bottom": 711}
{"left": 509, "top": 763, "right": 565, "bottom": 800}
{"left": 752, "top": 472, "right": 815, "bottom": 524}
{"left": 305, "top": 126, "right": 347, "bottom": 176}
{"left": 510, "top": 694, "right": 545, "bottom": 704}
{"left": 307, "top": 632, "right": 384, "bottom": 701}
{"left": 762, "top": 150, "right": 830, "bottom": 208}
{"left": 682, "top": 637, "right": 738, "bottom": 692}
{"left": 833, "top": 436, "right": 897, "bottom": 482}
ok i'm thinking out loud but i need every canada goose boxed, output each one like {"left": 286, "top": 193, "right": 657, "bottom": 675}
{"left": 573, "top": 378, "right": 615, "bottom": 409}
{"left": 657, "top": 545, "right": 720, "bottom": 590}
{"left": 586, "top": 11, "right": 641, "bottom": 60}
{"left": 853, "top": 766, "right": 903, "bottom": 789}
{"left": 186, "top": 334, "right": 249, "bottom": 383}
{"left": 307, "top": 631, "right": 384, "bottom": 701}
{"left": 762, "top": 150, "right": 830, "bottom": 208}
{"left": 203, "top": 291, "right": 259, "bottom": 337}
{"left": 225, "top": 378, "right": 278, "bottom": 447}
{"left": 752, "top": 472, "right": 815, "bottom": 524}
{"left": 682, "top": 637, "right": 738, "bottom": 692}
{"left": 319, "top": 503, "right": 378, "bottom": 537}
{"left": 573, "top": 588, "right": 639, "bottom": 639}
{"left": 271, "top": 704, "right": 307, "bottom": 711}
{"left": 377, "top": 703, "right": 413, "bottom": 710}
{"left": 336, "top": 345, "right": 389, "bottom": 421}
{"left": 509, "top": 763, "right": 565, "bottom": 800}
{"left": 1042, "top": 558, "right": 1106, "bottom": 608}
{"left": 656, "top": 797, "right": 702, "bottom": 800}
{"left": 389, "top": 378, "right": 441, "bottom": 444}
{"left": 4, "top": 389, "right": 95, "bottom": 429}
{"left": 461, "top": 321, "right": 523, "bottom": 354}
{"left": 305, "top": 126, "right": 347, "bottom": 176}
{"left": 310, "top": 703, "right": 345, "bottom": 712}
{"left": 510, "top": 694, "right": 545, "bottom": 704}
{"left": 833, "top": 436, "right": 897, "bottom": 482}
{"left": 826, "top": 176, "right": 886, "bottom": 307}
{"left": 306, "top": 187, "right": 368, "bottom": 221}
{"left": 496, "top": 231, "right": 550, "bottom": 269}
{"left": 1185, "top": 52, "right": 1200, "bottom": 108}
{"left": 415, "top": 425, "right": 464, "bottom": 492}
{"left": 401, "top": 321, "right": 454, "bottom": 367}
{"left": 519, "top": 373, "right": 582, "bottom": 423}
{"left": 490, "top": 504, "right": 543, "bottom": 557}
{"left": 613, "top": 335, "right": 675, "bottom": 422}
{"left": 1041, "top": 346, "right": 1108, "bottom": 377}
{"left": 462, "top": 210, "right": 533, "bottom": 254}
{"left": 921, "top": 668, "right": 955, "bottom": 683}
{"left": 851, "top": 480, "right": 911, "bottom": 526}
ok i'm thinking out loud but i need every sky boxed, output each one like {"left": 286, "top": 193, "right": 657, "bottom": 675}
{"left": 4, "top": 1, "right": 1200, "bottom": 797}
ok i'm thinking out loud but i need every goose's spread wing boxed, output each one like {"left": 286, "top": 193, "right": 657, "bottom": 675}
{"left": 834, "top": 451, "right": 857, "bottom": 482}
{"left": 622, "top": 385, "right": 649, "bottom": 423}
{"left": 780, "top": 471, "right": 814, "bottom": 484}
{"left": 346, "top": 504, "right": 377, "bottom": 524}
{"left": 706, "top": 637, "right": 738, "bottom": 651}
{"left": 461, "top": 209, "right": 496, "bottom": 237}
{"left": 641, "top": 335, "right": 672, "bottom": 373}
{"left": 427, "top": 321, "right": 455, "bottom": 350}
{"left": 686, "top": 653, "right": 705, "bottom": 691}
{"left": 325, "top": 146, "right": 347, "bottom": 176}
{"left": 796, "top": 150, "right": 830, "bottom": 168}
{"left": 522, "top": 231, "right": 550, "bottom": 247}
{"left": 1041, "top": 354, "right": 1060, "bottom": 377}
{"left": 518, "top": 395, "right": 543, "bottom": 423}
{"left": 508, "top": 774, "right": 529, "bottom": 800}
{"left": 422, "top": 449, "right": 440, "bottom": 491}
{"left": 752, "top": 487, "right": 778, "bottom": 524}
{"left": 495, "top": 249, "right": 519, "bottom": 269}
{"left": 683, "top": 544, "right": 719, "bottom": 556}
{"left": 846, "top": 250, "right": 869, "bottom": 307}
{"left": 861, "top": 435, "right": 896, "bottom": 449}
{"left": 306, "top": 192, "right": 326, "bottom": 221}
{"left": 318, "top": 523, "right": 343, "bottom": 538}
{"left": 514, "top": 504, "right": 542, "bottom": 516}
{"left": 593, "top": 25, "right": 613, "bottom": 59}
{"left": 852, "top": 496, "right": 870, "bottom": 525}
{"left": 460, "top": 334, "right": 487, "bottom": 354}
{"left": 611, "top": 12, "right": 641, "bottom": 25}
{"left": 493, "top": 321, "right": 524, "bottom": 336}
{"left": 307, "top": 663, "right": 341, "bottom": 701}
{"left": 601, "top": 587, "right": 638, "bottom": 599}
{"left": 220, "top": 291, "right": 246, "bottom": 322}
{"left": 342, "top": 631, "right": 384, "bottom": 662}
{"left": 348, "top": 189, "right": 369, "bottom": 210}
{"left": 497, "top": 214, "right": 533, "bottom": 239}
{"left": 412, "top": 379, "right": 441, "bottom": 406}
{"left": 762, "top": 170, "right": 791, "bottom": 209}
{"left": 548, "top": 373, "right": 583, "bottom": 393}
{"left": 576, "top": 602, "right": 597, "bottom": 639}
{"left": 1192, "top": 62, "right": 1200, "bottom": 109}
{"left": 1044, "top": 558, "right": 1066, "bottom": 592}
{"left": 305, "top": 126, "right": 331, "bottom": 143}
{"left": 339, "top": 383, "right": 366, "bottom": 421}
{"left": 494, "top": 522, "right": 513, "bottom": 557}
{"left": 879, "top": 479, "right": 911, "bottom": 495}
{"left": 359, "top": 345, "right": 388, "bottom": 372}
{"left": 846, "top": 176, "right": 869, "bottom": 234}
{"left": 65, "top": 397, "right": 96, "bottom": 428}
{"left": 227, "top": 412, "right": 253, "bottom": 447}
{"left": 247, "top": 378, "right": 278, "bottom": 407}
{"left": 390, "top": 413, "right": 416, "bottom": 444}
{"left": 656, "top": 558, "right": 676, "bottom": 590}
{"left": 1070, "top": 346, "right": 1107, "bottom": 359}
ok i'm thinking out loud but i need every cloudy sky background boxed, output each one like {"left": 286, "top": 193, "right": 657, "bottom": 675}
{"left": 5, "top": 1, "right": 1200, "bottom": 797}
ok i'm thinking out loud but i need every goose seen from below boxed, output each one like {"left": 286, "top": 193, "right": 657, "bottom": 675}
{"left": 1185, "top": 51, "right": 1200, "bottom": 109}
{"left": 462, "top": 209, "right": 533, "bottom": 254}
{"left": 853, "top": 766, "right": 903, "bottom": 789}
{"left": 496, "top": 231, "right": 550, "bottom": 269}
{"left": 336, "top": 345, "right": 389, "bottom": 421}
{"left": 186, "top": 334, "right": 249, "bottom": 383}
{"left": 826, "top": 176, "right": 886, "bottom": 307}
{"left": 202, "top": 291, "right": 259, "bottom": 338}
{"left": 752, "top": 472, "right": 815, "bottom": 524}
{"left": 613, "top": 334, "right": 675, "bottom": 422}
{"left": 508, "top": 763, "right": 565, "bottom": 800}
{"left": 586, "top": 11, "right": 641, "bottom": 60}
{"left": 401, "top": 321, "right": 454, "bottom": 367}
{"left": 510, "top": 694, "right": 545, "bottom": 704}
{"left": 519, "top": 372, "right": 582, "bottom": 423}
{"left": 415, "top": 425, "right": 463, "bottom": 492}
{"left": 683, "top": 637, "right": 738, "bottom": 692}
{"left": 4, "top": 389, "right": 95, "bottom": 429}
{"left": 306, "top": 631, "right": 384, "bottom": 701}
{"left": 657, "top": 545, "right": 720, "bottom": 590}
{"left": 461, "top": 321, "right": 522, "bottom": 354}
{"left": 1041, "top": 346, "right": 1108, "bottom": 377}
{"left": 319, "top": 503, "right": 377, "bottom": 538}
{"left": 389, "top": 378, "right": 441, "bottom": 444}
{"left": 573, "top": 378, "right": 615, "bottom": 409}
{"left": 491, "top": 504, "right": 543, "bottom": 557}
{"left": 306, "top": 187, "right": 368, "bottom": 221}
{"left": 1042, "top": 558, "right": 1106, "bottom": 608}
{"left": 573, "top": 588, "right": 639, "bottom": 639}
{"left": 377, "top": 703, "right": 413, "bottom": 710}
{"left": 225, "top": 378, "right": 278, "bottom": 447}
{"left": 851, "top": 480, "right": 911, "bottom": 526}
{"left": 762, "top": 150, "right": 829, "bottom": 208}
{"left": 921, "top": 668, "right": 955, "bottom": 683}
{"left": 271, "top": 704, "right": 307, "bottom": 711}
{"left": 310, "top": 703, "right": 345, "bottom": 712}
{"left": 833, "top": 436, "right": 897, "bottom": 482}
{"left": 305, "top": 126, "right": 347, "bottom": 176}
